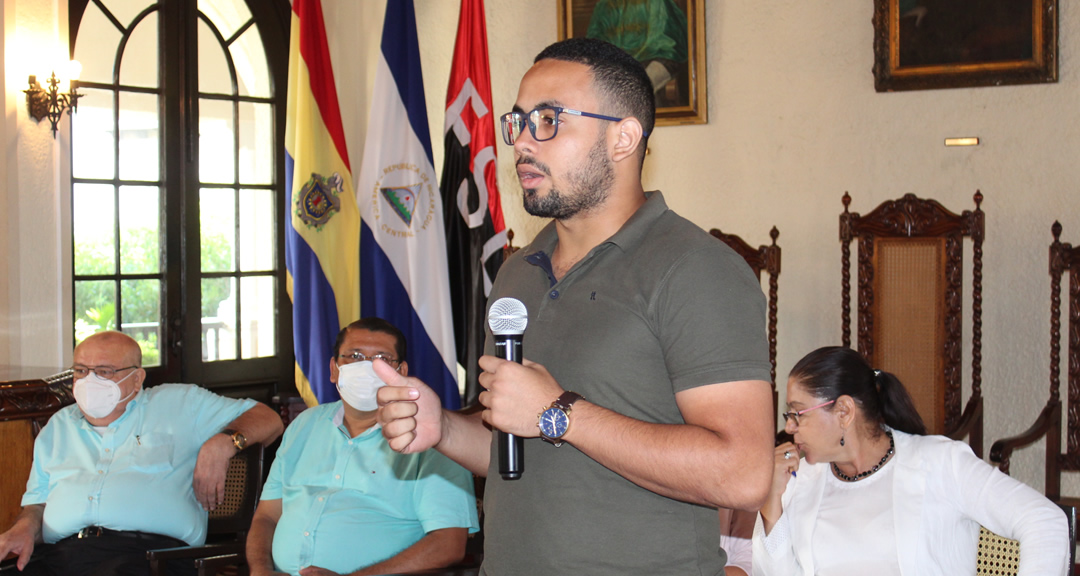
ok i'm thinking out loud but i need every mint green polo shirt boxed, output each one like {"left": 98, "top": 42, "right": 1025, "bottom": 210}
{"left": 262, "top": 401, "right": 478, "bottom": 576}
{"left": 23, "top": 384, "right": 256, "bottom": 545}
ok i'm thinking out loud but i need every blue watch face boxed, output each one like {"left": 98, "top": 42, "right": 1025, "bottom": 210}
{"left": 540, "top": 407, "right": 569, "bottom": 439}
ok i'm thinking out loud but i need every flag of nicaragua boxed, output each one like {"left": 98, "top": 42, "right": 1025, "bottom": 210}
{"left": 356, "top": 0, "right": 461, "bottom": 409}
{"left": 284, "top": 0, "right": 361, "bottom": 407}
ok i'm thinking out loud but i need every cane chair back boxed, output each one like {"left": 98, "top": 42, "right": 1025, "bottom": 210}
{"left": 840, "top": 191, "right": 985, "bottom": 456}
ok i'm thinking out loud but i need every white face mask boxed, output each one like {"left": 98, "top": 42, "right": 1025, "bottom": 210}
{"left": 74, "top": 371, "right": 137, "bottom": 420}
{"left": 336, "top": 361, "right": 387, "bottom": 412}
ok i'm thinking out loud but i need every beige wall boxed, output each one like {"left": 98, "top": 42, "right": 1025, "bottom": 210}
{"left": 1, "top": 0, "right": 72, "bottom": 370}
{"left": 2, "top": 0, "right": 1077, "bottom": 494}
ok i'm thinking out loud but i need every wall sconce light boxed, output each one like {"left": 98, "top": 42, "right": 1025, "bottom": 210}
{"left": 24, "top": 62, "right": 82, "bottom": 139}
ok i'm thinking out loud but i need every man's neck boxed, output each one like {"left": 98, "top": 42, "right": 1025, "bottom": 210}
{"left": 341, "top": 404, "right": 378, "bottom": 438}
{"left": 552, "top": 185, "right": 646, "bottom": 278}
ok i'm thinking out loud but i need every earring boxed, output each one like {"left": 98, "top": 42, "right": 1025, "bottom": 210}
{"left": 840, "top": 433, "right": 845, "bottom": 447}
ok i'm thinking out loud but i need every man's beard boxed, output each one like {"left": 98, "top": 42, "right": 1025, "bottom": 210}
{"left": 521, "top": 135, "right": 614, "bottom": 220}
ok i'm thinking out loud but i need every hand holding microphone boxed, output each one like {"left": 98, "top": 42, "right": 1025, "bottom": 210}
{"left": 487, "top": 297, "right": 528, "bottom": 480}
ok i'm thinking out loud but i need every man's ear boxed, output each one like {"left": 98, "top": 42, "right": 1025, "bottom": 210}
{"left": 328, "top": 357, "right": 340, "bottom": 384}
{"left": 611, "top": 117, "right": 644, "bottom": 164}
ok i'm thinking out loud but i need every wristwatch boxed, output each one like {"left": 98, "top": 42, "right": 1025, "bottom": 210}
{"left": 222, "top": 428, "right": 247, "bottom": 452}
{"left": 538, "top": 391, "right": 584, "bottom": 447}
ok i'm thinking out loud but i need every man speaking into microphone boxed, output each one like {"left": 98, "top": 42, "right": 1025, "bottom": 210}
{"left": 377, "top": 37, "right": 773, "bottom": 575}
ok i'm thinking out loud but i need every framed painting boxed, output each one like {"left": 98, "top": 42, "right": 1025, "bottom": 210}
{"left": 873, "top": 0, "right": 1057, "bottom": 92}
{"left": 558, "top": 0, "right": 707, "bottom": 126}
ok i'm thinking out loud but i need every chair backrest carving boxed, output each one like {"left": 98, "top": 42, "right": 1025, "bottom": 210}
{"left": 840, "top": 192, "right": 984, "bottom": 455}
{"left": 709, "top": 226, "right": 781, "bottom": 415}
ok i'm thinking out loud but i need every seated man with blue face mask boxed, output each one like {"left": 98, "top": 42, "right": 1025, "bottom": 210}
{"left": 246, "top": 318, "right": 478, "bottom": 576}
{"left": 0, "top": 330, "right": 285, "bottom": 576}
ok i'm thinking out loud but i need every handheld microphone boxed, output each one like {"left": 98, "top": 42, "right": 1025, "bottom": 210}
{"left": 487, "top": 297, "right": 528, "bottom": 480}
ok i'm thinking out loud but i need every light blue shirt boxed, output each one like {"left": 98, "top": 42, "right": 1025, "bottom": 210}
{"left": 23, "top": 384, "right": 255, "bottom": 545}
{"left": 263, "top": 401, "right": 478, "bottom": 576}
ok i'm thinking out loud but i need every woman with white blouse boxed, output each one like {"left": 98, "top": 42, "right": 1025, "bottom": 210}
{"left": 753, "top": 346, "right": 1069, "bottom": 576}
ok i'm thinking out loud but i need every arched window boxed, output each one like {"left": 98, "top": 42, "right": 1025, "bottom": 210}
{"left": 70, "top": 0, "right": 291, "bottom": 399}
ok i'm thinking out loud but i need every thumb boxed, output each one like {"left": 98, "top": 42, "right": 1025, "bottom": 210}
{"left": 372, "top": 358, "right": 405, "bottom": 385}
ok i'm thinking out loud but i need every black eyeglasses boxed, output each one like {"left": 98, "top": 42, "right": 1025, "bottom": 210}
{"left": 337, "top": 352, "right": 400, "bottom": 367}
{"left": 71, "top": 365, "right": 138, "bottom": 379}
{"left": 781, "top": 400, "right": 836, "bottom": 427}
{"left": 500, "top": 106, "right": 642, "bottom": 145}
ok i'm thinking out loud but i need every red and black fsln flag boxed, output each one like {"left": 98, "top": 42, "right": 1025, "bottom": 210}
{"left": 440, "top": 0, "right": 507, "bottom": 406}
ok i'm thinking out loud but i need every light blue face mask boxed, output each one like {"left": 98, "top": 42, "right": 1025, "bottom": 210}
{"left": 336, "top": 361, "right": 386, "bottom": 412}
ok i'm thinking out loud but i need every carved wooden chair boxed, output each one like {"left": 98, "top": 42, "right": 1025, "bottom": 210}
{"left": 840, "top": 191, "right": 985, "bottom": 456}
{"left": 991, "top": 222, "right": 1080, "bottom": 502}
{"left": 709, "top": 226, "right": 781, "bottom": 419}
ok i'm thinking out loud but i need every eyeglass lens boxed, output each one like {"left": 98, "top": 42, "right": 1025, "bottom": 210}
{"left": 501, "top": 108, "right": 560, "bottom": 145}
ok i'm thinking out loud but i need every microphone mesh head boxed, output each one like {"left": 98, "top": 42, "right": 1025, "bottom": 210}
{"left": 488, "top": 297, "right": 528, "bottom": 335}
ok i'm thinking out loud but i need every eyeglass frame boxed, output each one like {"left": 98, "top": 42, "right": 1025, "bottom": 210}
{"left": 70, "top": 365, "right": 139, "bottom": 380}
{"left": 781, "top": 399, "right": 837, "bottom": 427}
{"left": 499, "top": 106, "right": 648, "bottom": 146}
{"left": 336, "top": 351, "right": 401, "bottom": 367}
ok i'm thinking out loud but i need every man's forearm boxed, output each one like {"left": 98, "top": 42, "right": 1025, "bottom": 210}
{"left": 246, "top": 511, "right": 278, "bottom": 574}
{"left": 14, "top": 505, "right": 44, "bottom": 544}
{"left": 561, "top": 399, "right": 773, "bottom": 510}
{"left": 436, "top": 410, "right": 492, "bottom": 477}
{"left": 225, "top": 402, "right": 284, "bottom": 446}
{"left": 348, "top": 528, "right": 468, "bottom": 576}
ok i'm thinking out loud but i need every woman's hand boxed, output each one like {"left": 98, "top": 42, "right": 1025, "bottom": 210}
{"left": 759, "top": 442, "right": 799, "bottom": 534}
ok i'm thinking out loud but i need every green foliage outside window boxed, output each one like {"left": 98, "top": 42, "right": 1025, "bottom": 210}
{"left": 75, "top": 226, "right": 233, "bottom": 367}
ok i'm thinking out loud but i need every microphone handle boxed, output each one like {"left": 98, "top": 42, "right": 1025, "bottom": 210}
{"left": 494, "top": 334, "right": 524, "bottom": 480}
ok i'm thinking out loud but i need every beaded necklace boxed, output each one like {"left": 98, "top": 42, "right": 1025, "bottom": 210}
{"left": 832, "top": 430, "right": 895, "bottom": 482}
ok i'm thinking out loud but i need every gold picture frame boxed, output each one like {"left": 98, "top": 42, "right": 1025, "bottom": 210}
{"left": 558, "top": 0, "right": 707, "bottom": 126}
{"left": 872, "top": 0, "right": 1057, "bottom": 92}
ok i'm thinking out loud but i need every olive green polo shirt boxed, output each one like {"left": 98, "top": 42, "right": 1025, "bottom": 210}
{"left": 481, "top": 191, "right": 771, "bottom": 575}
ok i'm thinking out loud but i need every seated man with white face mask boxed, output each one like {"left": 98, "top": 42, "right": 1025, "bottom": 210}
{"left": 246, "top": 318, "right": 478, "bottom": 576}
{"left": 0, "top": 330, "right": 284, "bottom": 576}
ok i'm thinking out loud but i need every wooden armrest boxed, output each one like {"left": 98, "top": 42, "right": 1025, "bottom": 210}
{"left": 989, "top": 401, "right": 1059, "bottom": 471}
{"left": 146, "top": 541, "right": 244, "bottom": 562}
{"left": 947, "top": 396, "right": 984, "bottom": 457}
{"left": 195, "top": 552, "right": 245, "bottom": 576}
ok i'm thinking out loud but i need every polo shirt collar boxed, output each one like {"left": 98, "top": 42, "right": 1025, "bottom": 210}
{"left": 523, "top": 191, "right": 668, "bottom": 259}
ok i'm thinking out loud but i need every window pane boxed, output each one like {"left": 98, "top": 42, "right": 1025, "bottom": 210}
{"left": 202, "top": 277, "right": 236, "bottom": 361}
{"left": 119, "top": 92, "right": 160, "bottom": 181}
{"left": 72, "top": 88, "right": 116, "bottom": 179}
{"left": 239, "top": 189, "right": 274, "bottom": 272}
{"left": 100, "top": 0, "right": 156, "bottom": 30}
{"left": 75, "top": 280, "right": 116, "bottom": 345}
{"left": 119, "top": 186, "right": 160, "bottom": 274}
{"left": 198, "top": 0, "right": 252, "bottom": 41}
{"left": 73, "top": 3, "right": 123, "bottom": 85}
{"left": 121, "top": 279, "right": 161, "bottom": 367}
{"left": 238, "top": 102, "right": 272, "bottom": 184}
{"left": 74, "top": 184, "right": 116, "bottom": 275}
{"left": 232, "top": 26, "right": 269, "bottom": 98}
{"left": 240, "top": 275, "right": 275, "bottom": 359}
{"left": 119, "top": 11, "right": 159, "bottom": 88}
{"left": 198, "top": 18, "right": 233, "bottom": 95}
{"left": 201, "top": 188, "right": 236, "bottom": 272}
{"left": 200, "top": 99, "right": 235, "bottom": 183}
